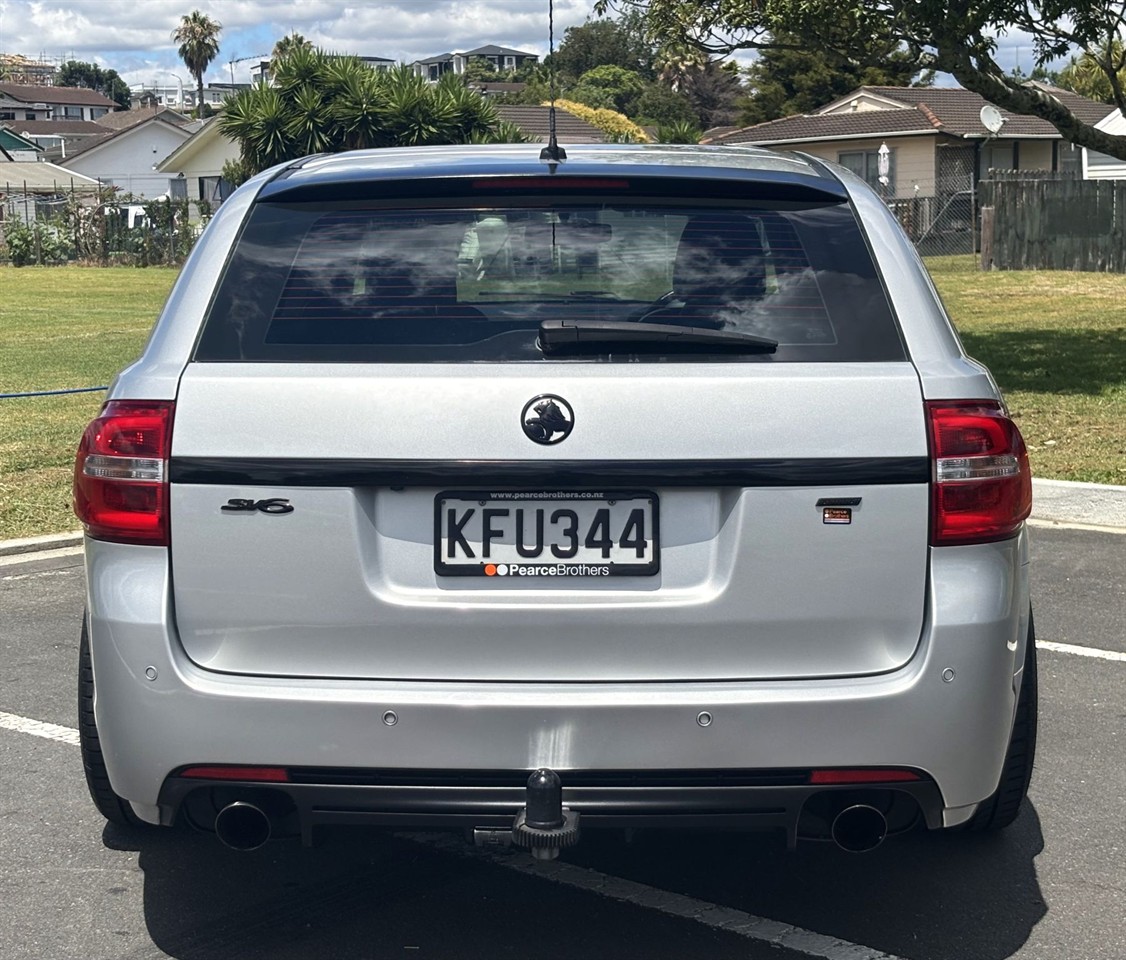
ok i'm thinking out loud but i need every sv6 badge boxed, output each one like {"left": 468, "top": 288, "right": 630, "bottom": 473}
{"left": 221, "top": 498, "right": 294, "bottom": 514}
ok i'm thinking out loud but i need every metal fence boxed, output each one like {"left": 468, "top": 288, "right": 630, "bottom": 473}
{"left": 2, "top": 181, "right": 208, "bottom": 266}
{"left": 886, "top": 145, "right": 977, "bottom": 258}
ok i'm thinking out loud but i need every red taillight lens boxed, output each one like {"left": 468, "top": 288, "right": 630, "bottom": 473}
{"left": 810, "top": 769, "right": 922, "bottom": 785}
{"left": 73, "top": 400, "right": 174, "bottom": 545}
{"left": 926, "top": 401, "right": 1031, "bottom": 546}
{"left": 178, "top": 766, "right": 290, "bottom": 782}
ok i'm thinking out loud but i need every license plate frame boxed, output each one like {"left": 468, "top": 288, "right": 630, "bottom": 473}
{"left": 434, "top": 490, "right": 660, "bottom": 578}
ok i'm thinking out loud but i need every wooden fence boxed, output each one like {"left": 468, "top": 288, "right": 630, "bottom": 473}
{"left": 979, "top": 178, "right": 1126, "bottom": 272}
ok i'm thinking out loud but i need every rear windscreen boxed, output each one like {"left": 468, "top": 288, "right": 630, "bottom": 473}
{"left": 196, "top": 193, "right": 904, "bottom": 363}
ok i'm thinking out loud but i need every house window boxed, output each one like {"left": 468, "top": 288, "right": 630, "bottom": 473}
{"left": 91, "top": 107, "right": 109, "bottom": 119}
{"left": 0, "top": 111, "right": 13, "bottom": 120}
{"left": 838, "top": 149, "right": 896, "bottom": 195}
{"left": 199, "top": 176, "right": 232, "bottom": 203}
{"left": 988, "top": 143, "right": 1014, "bottom": 173}
{"left": 25, "top": 111, "right": 36, "bottom": 120}
{"left": 62, "top": 105, "right": 84, "bottom": 119}
{"left": 1058, "top": 142, "right": 1081, "bottom": 175}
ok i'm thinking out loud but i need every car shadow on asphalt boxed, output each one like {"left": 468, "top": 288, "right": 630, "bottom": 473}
{"left": 567, "top": 804, "right": 1048, "bottom": 960}
{"left": 104, "top": 805, "right": 1046, "bottom": 960}
{"left": 103, "top": 822, "right": 774, "bottom": 959}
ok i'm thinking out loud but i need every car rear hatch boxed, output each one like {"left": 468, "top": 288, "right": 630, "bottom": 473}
{"left": 167, "top": 166, "right": 930, "bottom": 682}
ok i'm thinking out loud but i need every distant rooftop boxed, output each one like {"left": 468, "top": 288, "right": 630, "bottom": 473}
{"left": 0, "top": 82, "right": 117, "bottom": 108}
{"left": 708, "top": 83, "right": 1117, "bottom": 146}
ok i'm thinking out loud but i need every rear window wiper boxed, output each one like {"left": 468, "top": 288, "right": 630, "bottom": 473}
{"left": 538, "top": 319, "right": 778, "bottom": 354}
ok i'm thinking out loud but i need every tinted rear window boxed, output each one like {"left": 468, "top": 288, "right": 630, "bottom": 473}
{"left": 196, "top": 191, "right": 904, "bottom": 363}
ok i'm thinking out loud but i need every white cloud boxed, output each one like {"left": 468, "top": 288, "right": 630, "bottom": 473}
{"left": 1, "top": 0, "right": 595, "bottom": 83}
{"left": 1, "top": 1, "right": 1074, "bottom": 92}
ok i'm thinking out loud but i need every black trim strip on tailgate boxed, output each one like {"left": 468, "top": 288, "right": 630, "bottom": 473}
{"left": 169, "top": 457, "right": 930, "bottom": 487}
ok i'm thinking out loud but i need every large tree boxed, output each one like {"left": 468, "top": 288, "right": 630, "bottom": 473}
{"left": 172, "top": 9, "right": 222, "bottom": 117}
{"left": 550, "top": 12, "right": 658, "bottom": 81}
{"left": 740, "top": 30, "right": 932, "bottom": 126}
{"left": 220, "top": 52, "right": 528, "bottom": 177}
{"left": 568, "top": 65, "right": 648, "bottom": 114}
{"left": 57, "top": 60, "right": 131, "bottom": 109}
{"left": 680, "top": 59, "right": 744, "bottom": 128}
{"left": 597, "top": 0, "right": 1126, "bottom": 159}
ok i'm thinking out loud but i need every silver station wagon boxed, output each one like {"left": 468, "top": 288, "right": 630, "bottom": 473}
{"left": 75, "top": 144, "right": 1035, "bottom": 856}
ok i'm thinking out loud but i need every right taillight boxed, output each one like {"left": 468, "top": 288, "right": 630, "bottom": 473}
{"left": 73, "top": 400, "right": 174, "bottom": 546}
{"left": 926, "top": 400, "right": 1032, "bottom": 546}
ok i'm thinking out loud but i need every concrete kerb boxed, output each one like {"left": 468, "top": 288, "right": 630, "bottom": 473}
{"left": 0, "top": 479, "right": 1122, "bottom": 557}
{"left": 0, "top": 531, "right": 84, "bottom": 558}
{"left": 1030, "top": 478, "right": 1126, "bottom": 531}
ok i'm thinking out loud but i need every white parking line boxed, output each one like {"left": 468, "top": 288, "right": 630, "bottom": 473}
{"left": 0, "top": 711, "right": 80, "bottom": 746}
{"left": 0, "top": 545, "right": 84, "bottom": 568}
{"left": 406, "top": 832, "right": 904, "bottom": 960}
{"left": 1, "top": 568, "right": 78, "bottom": 583}
{"left": 1039, "top": 640, "right": 1126, "bottom": 662}
{"left": 1027, "top": 518, "right": 1126, "bottom": 535}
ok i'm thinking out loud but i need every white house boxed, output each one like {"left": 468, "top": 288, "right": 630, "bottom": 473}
{"left": 0, "top": 82, "right": 118, "bottom": 121}
{"left": 1083, "top": 109, "right": 1126, "bottom": 179}
{"left": 58, "top": 115, "right": 196, "bottom": 198}
{"left": 412, "top": 45, "right": 539, "bottom": 81}
{"left": 154, "top": 118, "right": 239, "bottom": 208}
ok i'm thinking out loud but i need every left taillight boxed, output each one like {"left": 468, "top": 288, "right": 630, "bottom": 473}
{"left": 73, "top": 400, "right": 174, "bottom": 546}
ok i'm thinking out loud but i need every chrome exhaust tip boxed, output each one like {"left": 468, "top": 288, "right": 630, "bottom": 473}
{"left": 831, "top": 804, "right": 888, "bottom": 853}
{"left": 214, "top": 801, "right": 272, "bottom": 851}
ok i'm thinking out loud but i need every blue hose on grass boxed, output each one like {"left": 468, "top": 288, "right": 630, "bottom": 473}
{"left": 0, "top": 386, "right": 108, "bottom": 399}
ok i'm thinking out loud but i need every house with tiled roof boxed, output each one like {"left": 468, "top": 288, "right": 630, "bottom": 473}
{"left": 706, "top": 84, "right": 1116, "bottom": 199}
{"left": 494, "top": 105, "right": 605, "bottom": 143}
{"left": 9, "top": 119, "right": 111, "bottom": 160}
{"left": 413, "top": 45, "right": 538, "bottom": 81}
{"left": 94, "top": 104, "right": 191, "bottom": 132}
{"left": 0, "top": 83, "right": 118, "bottom": 121}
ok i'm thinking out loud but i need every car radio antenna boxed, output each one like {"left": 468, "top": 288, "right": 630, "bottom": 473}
{"left": 540, "top": 0, "right": 567, "bottom": 167}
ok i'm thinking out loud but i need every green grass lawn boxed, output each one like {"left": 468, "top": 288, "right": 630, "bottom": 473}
{"left": 0, "top": 260, "right": 1123, "bottom": 539}
{"left": 0, "top": 267, "right": 179, "bottom": 539}
{"left": 928, "top": 256, "right": 1126, "bottom": 486}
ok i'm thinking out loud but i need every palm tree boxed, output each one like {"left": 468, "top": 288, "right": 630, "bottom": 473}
{"left": 172, "top": 10, "right": 222, "bottom": 117}
{"left": 272, "top": 32, "right": 313, "bottom": 64}
{"left": 1059, "top": 40, "right": 1126, "bottom": 105}
{"left": 220, "top": 53, "right": 529, "bottom": 177}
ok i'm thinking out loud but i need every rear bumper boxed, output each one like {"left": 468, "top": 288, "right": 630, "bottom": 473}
{"left": 84, "top": 532, "right": 1030, "bottom": 831}
{"left": 160, "top": 768, "right": 944, "bottom": 848}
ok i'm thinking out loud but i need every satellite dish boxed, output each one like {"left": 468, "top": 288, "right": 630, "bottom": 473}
{"left": 980, "top": 104, "right": 1006, "bottom": 134}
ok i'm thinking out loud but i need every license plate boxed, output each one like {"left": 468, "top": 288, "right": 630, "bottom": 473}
{"left": 435, "top": 490, "right": 659, "bottom": 578}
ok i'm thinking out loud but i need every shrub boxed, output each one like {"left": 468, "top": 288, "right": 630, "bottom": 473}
{"left": 549, "top": 99, "right": 651, "bottom": 143}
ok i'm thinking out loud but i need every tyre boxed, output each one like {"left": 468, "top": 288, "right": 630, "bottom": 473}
{"left": 964, "top": 610, "right": 1038, "bottom": 832}
{"left": 78, "top": 616, "right": 147, "bottom": 828}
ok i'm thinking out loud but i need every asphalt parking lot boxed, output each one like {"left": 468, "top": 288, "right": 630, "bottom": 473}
{"left": 1, "top": 521, "right": 1124, "bottom": 960}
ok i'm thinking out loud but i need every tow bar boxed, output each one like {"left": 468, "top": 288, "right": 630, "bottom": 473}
{"left": 510, "top": 768, "right": 581, "bottom": 860}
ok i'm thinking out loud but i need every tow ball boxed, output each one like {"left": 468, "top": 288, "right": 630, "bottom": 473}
{"left": 511, "top": 768, "right": 581, "bottom": 860}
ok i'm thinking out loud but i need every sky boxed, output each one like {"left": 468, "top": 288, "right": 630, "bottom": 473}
{"left": 0, "top": 0, "right": 1052, "bottom": 93}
